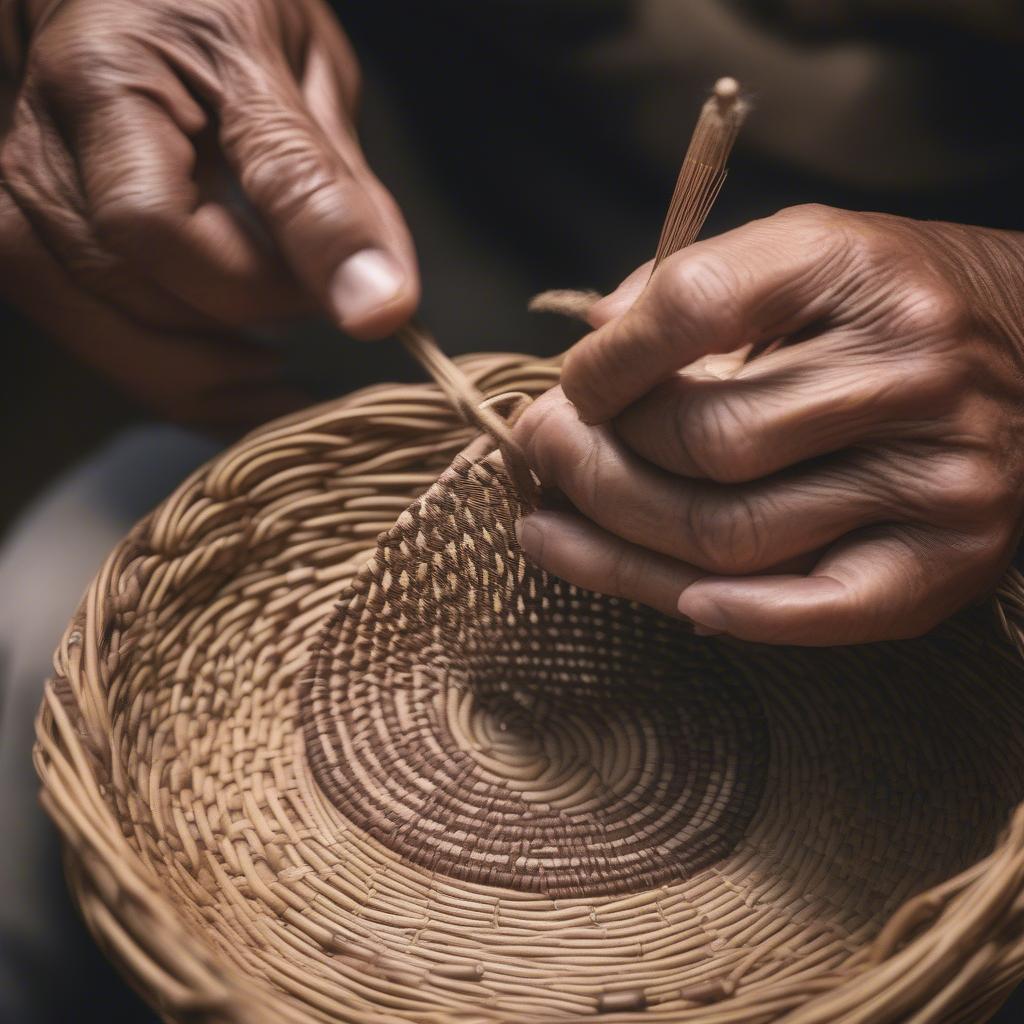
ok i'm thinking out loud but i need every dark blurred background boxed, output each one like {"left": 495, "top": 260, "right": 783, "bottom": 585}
{"left": 3, "top": 1, "right": 1024, "bottom": 1020}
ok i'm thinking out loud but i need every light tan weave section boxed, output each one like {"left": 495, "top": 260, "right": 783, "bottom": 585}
{"left": 34, "top": 353, "right": 1024, "bottom": 1023}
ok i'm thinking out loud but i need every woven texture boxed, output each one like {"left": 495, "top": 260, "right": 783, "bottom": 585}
{"left": 34, "top": 352, "right": 1024, "bottom": 1023}
{"left": 304, "top": 454, "right": 770, "bottom": 899}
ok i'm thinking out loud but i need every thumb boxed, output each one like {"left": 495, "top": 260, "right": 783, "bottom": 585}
{"left": 217, "top": 74, "right": 418, "bottom": 340}
{"left": 587, "top": 260, "right": 653, "bottom": 327}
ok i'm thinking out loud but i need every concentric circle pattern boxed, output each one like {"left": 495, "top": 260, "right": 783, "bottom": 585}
{"left": 34, "top": 356, "right": 1024, "bottom": 1023}
{"left": 304, "top": 457, "right": 769, "bottom": 897}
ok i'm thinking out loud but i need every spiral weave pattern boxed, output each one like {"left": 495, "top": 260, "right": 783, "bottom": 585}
{"left": 32, "top": 353, "right": 1024, "bottom": 1024}
{"left": 304, "top": 456, "right": 769, "bottom": 898}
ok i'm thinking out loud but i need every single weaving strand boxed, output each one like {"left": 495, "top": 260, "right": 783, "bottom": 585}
{"left": 398, "top": 79, "right": 746, "bottom": 500}
{"left": 526, "top": 78, "right": 747, "bottom": 325}
{"left": 397, "top": 321, "right": 539, "bottom": 505}
{"left": 653, "top": 76, "right": 748, "bottom": 269}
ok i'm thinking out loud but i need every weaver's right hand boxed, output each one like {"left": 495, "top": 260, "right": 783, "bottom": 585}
{"left": 514, "top": 205, "right": 1024, "bottom": 646}
{"left": 0, "top": 0, "right": 418, "bottom": 429}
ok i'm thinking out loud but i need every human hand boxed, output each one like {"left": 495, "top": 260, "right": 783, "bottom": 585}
{"left": 1, "top": 0, "right": 417, "bottom": 425}
{"left": 514, "top": 205, "right": 1024, "bottom": 645}
{"left": 0, "top": 181, "right": 313, "bottom": 432}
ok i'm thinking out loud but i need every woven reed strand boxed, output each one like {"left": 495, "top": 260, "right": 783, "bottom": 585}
{"left": 303, "top": 456, "right": 770, "bottom": 898}
{"left": 34, "top": 352, "right": 1024, "bottom": 1023}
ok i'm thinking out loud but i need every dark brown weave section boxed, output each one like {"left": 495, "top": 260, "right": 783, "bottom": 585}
{"left": 304, "top": 455, "right": 769, "bottom": 897}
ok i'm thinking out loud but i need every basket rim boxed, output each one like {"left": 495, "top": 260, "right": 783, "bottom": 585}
{"left": 34, "top": 358, "right": 1024, "bottom": 1024}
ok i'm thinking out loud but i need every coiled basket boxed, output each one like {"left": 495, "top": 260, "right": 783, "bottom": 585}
{"left": 35, "top": 352, "right": 1024, "bottom": 1023}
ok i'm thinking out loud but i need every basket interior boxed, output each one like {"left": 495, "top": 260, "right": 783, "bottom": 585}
{"left": 48, "top": 379, "right": 1024, "bottom": 1022}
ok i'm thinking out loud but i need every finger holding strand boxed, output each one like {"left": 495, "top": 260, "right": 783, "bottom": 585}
{"left": 210, "top": 54, "right": 419, "bottom": 339}
{"left": 79, "top": 92, "right": 312, "bottom": 326}
{"left": 297, "top": 6, "right": 421, "bottom": 294}
{"left": 515, "top": 510, "right": 703, "bottom": 620}
{"left": 514, "top": 387, "right": 959, "bottom": 577}
{"left": 569, "top": 77, "right": 746, "bottom": 333}
{"left": 561, "top": 205, "right": 857, "bottom": 425}
{"left": 612, "top": 334, "right": 962, "bottom": 482}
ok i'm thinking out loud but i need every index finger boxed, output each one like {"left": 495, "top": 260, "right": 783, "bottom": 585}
{"left": 79, "top": 92, "right": 312, "bottom": 326}
{"left": 561, "top": 205, "right": 855, "bottom": 424}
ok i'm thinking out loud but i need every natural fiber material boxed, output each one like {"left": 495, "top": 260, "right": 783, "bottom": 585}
{"left": 304, "top": 453, "right": 769, "bottom": 898}
{"left": 653, "top": 76, "right": 747, "bottom": 268}
{"left": 397, "top": 322, "right": 539, "bottom": 504}
{"left": 35, "top": 352, "right": 1024, "bottom": 1023}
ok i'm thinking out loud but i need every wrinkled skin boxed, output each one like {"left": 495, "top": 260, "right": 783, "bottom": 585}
{"left": 514, "top": 205, "right": 1024, "bottom": 645}
{"left": 1, "top": 0, "right": 417, "bottom": 429}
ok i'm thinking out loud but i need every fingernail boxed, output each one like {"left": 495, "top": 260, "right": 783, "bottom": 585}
{"left": 514, "top": 516, "right": 544, "bottom": 560}
{"left": 678, "top": 585, "right": 728, "bottom": 634}
{"left": 691, "top": 622, "right": 724, "bottom": 637}
{"left": 330, "top": 249, "right": 404, "bottom": 327}
{"left": 592, "top": 277, "right": 645, "bottom": 322}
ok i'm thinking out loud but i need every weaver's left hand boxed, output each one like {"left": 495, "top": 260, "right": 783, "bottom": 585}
{"left": 513, "top": 204, "right": 1024, "bottom": 645}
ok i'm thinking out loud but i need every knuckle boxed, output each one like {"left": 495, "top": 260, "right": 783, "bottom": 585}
{"left": 606, "top": 544, "right": 641, "bottom": 598}
{"left": 931, "top": 455, "right": 1011, "bottom": 524}
{"left": 288, "top": 173, "right": 365, "bottom": 232}
{"left": 836, "top": 219, "right": 895, "bottom": 274}
{"left": 0, "top": 131, "right": 29, "bottom": 188}
{"left": 765, "top": 204, "right": 864, "bottom": 282}
{"left": 970, "top": 527, "right": 1016, "bottom": 570}
{"left": 229, "top": 106, "right": 305, "bottom": 195}
{"left": 25, "top": 45, "right": 64, "bottom": 90}
{"left": 28, "top": 41, "right": 79, "bottom": 91}
{"left": 163, "top": 1, "right": 252, "bottom": 57}
{"left": 774, "top": 202, "right": 843, "bottom": 228}
{"left": 680, "top": 392, "right": 761, "bottom": 484}
{"left": 772, "top": 202, "right": 853, "bottom": 245}
{"left": 92, "top": 193, "right": 176, "bottom": 250}
{"left": 892, "top": 277, "right": 968, "bottom": 338}
{"left": 910, "top": 351, "right": 973, "bottom": 402}
{"left": 660, "top": 253, "right": 736, "bottom": 316}
{"left": 652, "top": 253, "right": 740, "bottom": 350}
{"left": 575, "top": 437, "right": 605, "bottom": 515}
{"left": 0, "top": 118, "right": 67, "bottom": 214}
{"left": 30, "top": 33, "right": 119, "bottom": 98}
{"left": 686, "top": 492, "right": 765, "bottom": 574}
{"left": 0, "top": 91, "right": 46, "bottom": 182}
{"left": 788, "top": 208, "right": 908, "bottom": 277}
{"left": 236, "top": 125, "right": 363, "bottom": 228}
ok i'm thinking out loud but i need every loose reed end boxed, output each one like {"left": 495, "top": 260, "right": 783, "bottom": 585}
{"left": 714, "top": 76, "right": 739, "bottom": 106}
{"left": 527, "top": 289, "right": 601, "bottom": 322}
{"left": 653, "top": 76, "right": 749, "bottom": 268}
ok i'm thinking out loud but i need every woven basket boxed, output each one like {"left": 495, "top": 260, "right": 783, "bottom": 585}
{"left": 35, "top": 351, "right": 1024, "bottom": 1024}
